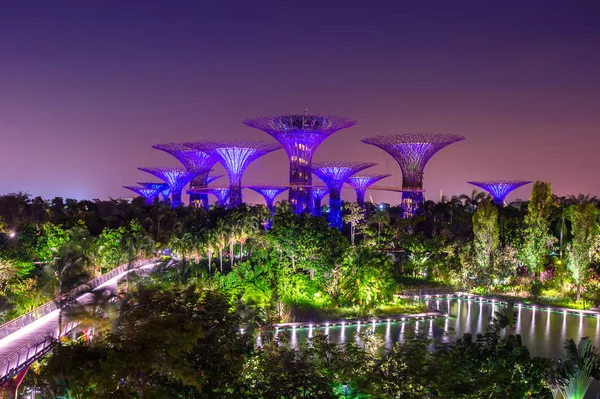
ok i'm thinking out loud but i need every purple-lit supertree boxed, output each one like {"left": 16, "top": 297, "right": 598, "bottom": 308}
{"left": 468, "top": 180, "right": 532, "bottom": 205}
{"left": 362, "top": 134, "right": 465, "bottom": 217}
{"left": 243, "top": 114, "right": 356, "bottom": 214}
{"left": 123, "top": 186, "right": 159, "bottom": 205}
{"left": 152, "top": 143, "right": 219, "bottom": 208}
{"left": 207, "top": 188, "right": 230, "bottom": 207}
{"left": 137, "top": 182, "right": 171, "bottom": 202}
{"left": 311, "top": 187, "right": 329, "bottom": 217}
{"left": 247, "top": 186, "right": 289, "bottom": 215}
{"left": 347, "top": 173, "right": 390, "bottom": 208}
{"left": 312, "top": 161, "right": 376, "bottom": 229}
{"left": 184, "top": 140, "right": 281, "bottom": 207}
{"left": 138, "top": 167, "right": 197, "bottom": 208}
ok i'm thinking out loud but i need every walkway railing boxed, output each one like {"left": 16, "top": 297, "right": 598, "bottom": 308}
{"left": 0, "top": 258, "right": 157, "bottom": 340}
{"left": 399, "top": 287, "right": 458, "bottom": 298}
{"left": 0, "top": 329, "right": 58, "bottom": 384}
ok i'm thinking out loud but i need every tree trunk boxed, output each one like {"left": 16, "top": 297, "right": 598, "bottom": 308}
{"left": 577, "top": 283, "right": 581, "bottom": 301}
{"left": 219, "top": 250, "right": 223, "bottom": 273}
{"left": 351, "top": 224, "right": 355, "bottom": 245}
{"left": 239, "top": 242, "right": 243, "bottom": 262}
{"left": 207, "top": 252, "right": 212, "bottom": 274}
{"left": 229, "top": 241, "right": 234, "bottom": 267}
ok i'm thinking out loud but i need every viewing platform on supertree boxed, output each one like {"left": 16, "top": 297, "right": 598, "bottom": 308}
{"left": 243, "top": 114, "right": 356, "bottom": 214}
{"left": 184, "top": 140, "right": 281, "bottom": 208}
{"left": 311, "top": 187, "right": 329, "bottom": 217}
{"left": 137, "top": 182, "right": 171, "bottom": 201}
{"left": 152, "top": 143, "right": 219, "bottom": 207}
{"left": 362, "top": 133, "right": 465, "bottom": 217}
{"left": 187, "top": 188, "right": 230, "bottom": 207}
{"left": 312, "top": 161, "right": 376, "bottom": 229}
{"left": 347, "top": 173, "right": 391, "bottom": 208}
{"left": 247, "top": 186, "right": 289, "bottom": 215}
{"left": 468, "top": 180, "right": 532, "bottom": 205}
{"left": 138, "top": 167, "right": 197, "bottom": 208}
{"left": 123, "top": 186, "right": 159, "bottom": 205}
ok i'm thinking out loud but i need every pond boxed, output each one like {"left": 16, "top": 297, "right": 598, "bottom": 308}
{"left": 288, "top": 297, "right": 600, "bottom": 398}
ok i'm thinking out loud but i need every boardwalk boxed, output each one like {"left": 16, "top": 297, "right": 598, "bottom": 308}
{"left": 0, "top": 260, "right": 161, "bottom": 384}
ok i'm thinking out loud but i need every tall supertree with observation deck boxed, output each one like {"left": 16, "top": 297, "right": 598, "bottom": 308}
{"left": 185, "top": 140, "right": 281, "bottom": 207}
{"left": 247, "top": 186, "right": 289, "bottom": 216}
{"left": 138, "top": 167, "right": 197, "bottom": 208}
{"left": 362, "top": 134, "right": 465, "bottom": 217}
{"left": 137, "top": 182, "right": 170, "bottom": 202}
{"left": 123, "top": 186, "right": 159, "bottom": 205}
{"left": 243, "top": 114, "right": 356, "bottom": 214}
{"left": 468, "top": 180, "right": 532, "bottom": 206}
{"left": 312, "top": 161, "right": 375, "bottom": 229}
{"left": 347, "top": 173, "right": 390, "bottom": 208}
{"left": 311, "top": 187, "right": 328, "bottom": 217}
{"left": 152, "top": 143, "right": 219, "bottom": 207}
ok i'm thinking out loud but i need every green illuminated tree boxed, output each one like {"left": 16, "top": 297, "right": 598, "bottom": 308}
{"left": 566, "top": 203, "right": 599, "bottom": 301}
{"left": 472, "top": 200, "right": 500, "bottom": 294}
{"left": 343, "top": 202, "right": 365, "bottom": 245}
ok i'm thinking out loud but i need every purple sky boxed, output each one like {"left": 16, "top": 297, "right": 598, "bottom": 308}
{"left": 1, "top": 1, "right": 599, "bottom": 205}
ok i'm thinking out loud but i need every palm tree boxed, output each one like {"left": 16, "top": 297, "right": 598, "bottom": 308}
{"left": 459, "top": 189, "right": 490, "bottom": 213}
{"left": 552, "top": 338, "right": 600, "bottom": 399}
{"left": 64, "top": 289, "right": 116, "bottom": 341}
{"left": 567, "top": 194, "right": 598, "bottom": 206}
{"left": 215, "top": 220, "right": 227, "bottom": 273}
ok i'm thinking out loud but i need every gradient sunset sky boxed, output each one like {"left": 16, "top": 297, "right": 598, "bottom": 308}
{"left": 1, "top": 1, "right": 599, "bottom": 205}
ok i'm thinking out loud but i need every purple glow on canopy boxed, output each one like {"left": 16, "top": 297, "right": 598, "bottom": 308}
{"left": 247, "top": 186, "right": 289, "bottom": 214}
{"left": 244, "top": 114, "right": 356, "bottom": 214}
{"left": 184, "top": 140, "right": 281, "bottom": 207}
{"left": 312, "top": 161, "right": 375, "bottom": 229}
{"left": 137, "top": 182, "right": 170, "bottom": 201}
{"left": 208, "top": 188, "right": 230, "bottom": 207}
{"left": 362, "top": 133, "right": 465, "bottom": 217}
{"left": 347, "top": 173, "right": 390, "bottom": 207}
{"left": 311, "top": 187, "right": 329, "bottom": 216}
{"left": 138, "top": 167, "right": 196, "bottom": 208}
{"left": 468, "top": 180, "right": 532, "bottom": 205}
{"left": 123, "top": 186, "right": 159, "bottom": 205}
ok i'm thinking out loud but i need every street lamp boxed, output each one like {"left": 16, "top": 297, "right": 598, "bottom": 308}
{"left": 342, "top": 382, "right": 349, "bottom": 398}
{"left": 8, "top": 231, "right": 16, "bottom": 238}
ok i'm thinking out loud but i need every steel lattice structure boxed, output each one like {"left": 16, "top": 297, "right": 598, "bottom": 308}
{"left": 138, "top": 167, "right": 197, "bottom": 208}
{"left": 184, "top": 140, "right": 281, "bottom": 208}
{"left": 247, "top": 186, "right": 289, "bottom": 215}
{"left": 312, "top": 161, "right": 376, "bottom": 229}
{"left": 207, "top": 188, "right": 230, "bottom": 207}
{"left": 311, "top": 187, "right": 329, "bottom": 217}
{"left": 468, "top": 180, "right": 532, "bottom": 205}
{"left": 137, "top": 182, "right": 171, "bottom": 201}
{"left": 361, "top": 133, "right": 465, "bottom": 217}
{"left": 188, "top": 174, "right": 222, "bottom": 210}
{"left": 347, "top": 173, "right": 391, "bottom": 207}
{"left": 244, "top": 114, "right": 356, "bottom": 214}
{"left": 123, "top": 186, "right": 159, "bottom": 205}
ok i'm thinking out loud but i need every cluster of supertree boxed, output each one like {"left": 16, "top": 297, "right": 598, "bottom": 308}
{"left": 123, "top": 112, "right": 533, "bottom": 227}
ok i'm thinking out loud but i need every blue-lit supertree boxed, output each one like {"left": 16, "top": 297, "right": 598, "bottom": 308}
{"left": 138, "top": 167, "right": 196, "bottom": 208}
{"left": 362, "top": 134, "right": 465, "bottom": 217}
{"left": 123, "top": 186, "right": 159, "bottom": 205}
{"left": 207, "top": 188, "right": 230, "bottom": 207}
{"left": 311, "top": 187, "right": 329, "bottom": 217}
{"left": 347, "top": 173, "right": 390, "bottom": 208}
{"left": 312, "top": 161, "right": 376, "bottom": 229}
{"left": 244, "top": 114, "right": 356, "bottom": 214}
{"left": 152, "top": 143, "right": 219, "bottom": 208}
{"left": 185, "top": 140, "right": 281, "bottom": 207}
{"left": 137, "top": 182, "right": 171, "bottom": 202}
{"left": 247, "top": 186, "right": 289, "bottom": 215}
{"left": 468, "top": 180, "right": 532, "bottom": 205}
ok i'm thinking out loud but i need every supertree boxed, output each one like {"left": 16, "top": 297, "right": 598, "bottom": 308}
{"left": 247, "top": 186, "right": 289, "bottom": 215}
{"left": 123, "top": 186, "right": 159, "bottom": 205}
{"left": 311, "top": 187, "right": 329, "bottom": 217}
{"left": 468, "top": 180, "right": 532, "bottom": 205}
{"left": 362, "top": 133, "right": 465, "bottom": 217}
{"left": 138, "top": 167, "right": 197, "bottom": 208}
{"left": 152, "top": 143, "right": 218, "bottom": 205}
{"left": 184, "top": 140, "right": 281, "bottom": 207}
{"left": 244, "top": 114, "right": 356, "bottom": 214}
{"left": 187, "top": 174, "right": 222, "bottom": 209}
{"left": 207, "top": 188, "right": 230, "bottom": 207}
{"left": 347, "top": 173, "right": 390, "bottom": 208}
{"left": 137, "top": 182, "right": 170, "bottom": 202}
{"left": 312, "top": 161, "right": 376, "bottom": 229}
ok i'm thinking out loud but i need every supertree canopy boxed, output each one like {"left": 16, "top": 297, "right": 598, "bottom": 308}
{"left": 468, "top": 180, "right": 532, "bottom": 205}
{"left": 137, "top": 182, "right": 171, "bottom": 201}
{"left": 152, "top": 143, "right": 219, "bottom": 205}
{"left": 243, "top": 114, "right": 356, "bottom": 214}
{"left": 123, "top": 186, "right": 159, "bottom": 205}
{"left": 247, "top": 186, "right": 289, "bottom": 215}
{"left": 138, "top": 167, "right": 196, "bottom": 208}
{"left": 312, "top": 161, "right": 376, "bottom": 229}
{"left": 347, "top": 173, "right": 390, "bottom": 207}
{"left": 185, "top": 140, "right": 281, "bottom": 207}
{"left": 311, "top": 187, "right": 329, "bottom": 217}
{"left": 361, "top": 133, "right": 465, "bottom": 217}
{"left": 206, "top": 188, "right": 230, "bottom": 207}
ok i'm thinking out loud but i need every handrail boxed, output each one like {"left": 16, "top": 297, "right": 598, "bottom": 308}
{"left": 0, "top": 258, "right": 158, "bottom": 340}
{"left": 0, "top": 329, "right": 57, "bottom": 384}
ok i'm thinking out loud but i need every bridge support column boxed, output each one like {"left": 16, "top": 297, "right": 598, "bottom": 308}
{"left": 0, "top": 366, "right": 29, "bottom": 399}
